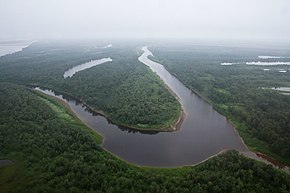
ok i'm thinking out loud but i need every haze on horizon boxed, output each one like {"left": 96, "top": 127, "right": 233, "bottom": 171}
{"left": 0, "top": 0, "right": 290, "bottom": 43}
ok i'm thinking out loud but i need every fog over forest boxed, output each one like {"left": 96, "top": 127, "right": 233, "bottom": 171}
{"left": 0, "top": 0, "right": 290, "bottom": 43}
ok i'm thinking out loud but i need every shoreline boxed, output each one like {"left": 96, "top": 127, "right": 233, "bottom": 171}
{"left": 33, "top": 86, "right": 290, "bottom": 173}
{"left": 28, "top": 48, "right": 289, "bottom": 172}
{"left": 34, "top": 89, "right": 106, "bottom": 142}
{"left": 137, "top": 47, "right": 186, "bottom": 131}
{"left": 241, "top": 151, "right": 290, "bottom": 174}
{"left": 32, "top": 84, "right": 184, "bottom": 132}
{"left": 148, "top": 54, "right": 290, "bottom": 172}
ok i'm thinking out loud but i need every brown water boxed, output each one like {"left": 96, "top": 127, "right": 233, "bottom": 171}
{"left": 35, "top": 46, "right": 247, "bottom": 167}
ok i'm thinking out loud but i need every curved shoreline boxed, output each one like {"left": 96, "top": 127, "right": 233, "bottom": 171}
{"left": 138, "top": 47, "right": 186, "bottom": 130}
{"left": 30, "top": 47, "right": 184, "bottom": 132}
{"left": 29, "top": 89, "right": 249, "bottom": 170}
{"left": 159, "top": 66, "right": 290, "bottom": 172}
{"left": 34, "top": 88, "right": 186, "bottom": 168}
{"left": 28, "top": 47, "right": 289, "bottom": 171}
{"left": 32, "top": 88, "right": 238, "bottom": 169}
{"left": 34, "top": 87, "right": 290, "bottom": 172}
{"left": 32, "top": 84, "right": 184, "bottom": 132}
{"left": 148, "top": 50, "right": 290, "bottom": 173}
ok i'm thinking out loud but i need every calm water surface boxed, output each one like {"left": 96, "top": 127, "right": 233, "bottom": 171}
{"left": 36, "top": 46, "right": 248, "bottom": 167}
{"left": 63, "top": 58, "right": 112, "bottom": 78}
{"left": 272, "top": 87, "right": 290, "bottom": 92}
{"left": 0, "top": 41, "right": 32, "bottom": 57}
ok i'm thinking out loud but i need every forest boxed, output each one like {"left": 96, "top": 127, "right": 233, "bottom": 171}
{"left": 0, "top": 41, "right": 180, "bottom": 130}
{"left": 0, "top": 83, "right": 289, "bottom": 193}
{"left": 150, "top": 44, "right": 290, "bottom": 165}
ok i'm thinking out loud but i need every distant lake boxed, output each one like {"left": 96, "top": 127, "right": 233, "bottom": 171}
{"left": 221, "top": 61, "right": 290, "bottom": 66}
{"left": 272, "top": 87, "right": 290, "bottom": 92}
{"left": 35, "top": 46, "right": 248, "bottom": 167}
{"left": 63, "top": 58, "right": 112, "bottom": 78}
{"left": 0, "top": 40, "right": 32, "bottom": 57}
{"left": 272, "top": 87, "right": 290, "bottom": 95}
{"left": 258, "top": 56, "right": 290, "bottom": 59}
{"left": 246, "top": 61, "right": 290, "bottom": 66}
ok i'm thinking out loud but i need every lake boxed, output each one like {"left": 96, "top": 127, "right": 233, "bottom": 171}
{"left": 63, "top": 57, "right": 112, "bottom": 78}
{"left": 0, "top": 40, "right": 32, "bottom": 57}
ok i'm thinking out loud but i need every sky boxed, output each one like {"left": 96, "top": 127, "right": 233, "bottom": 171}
{"left": 0, "top": 0, "right": 290, "bottom": 42}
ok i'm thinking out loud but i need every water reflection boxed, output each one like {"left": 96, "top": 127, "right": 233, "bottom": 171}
{"left": 32, "top": 47, "right": 248, "bottom": 167}
{"left": 34, "top": 86, "right": 159, "bottom": 135}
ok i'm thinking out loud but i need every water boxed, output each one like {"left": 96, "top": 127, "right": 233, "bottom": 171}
{"left": 246, "top": 61, "right": 290, "bottom": 66}
{"left": 0, "top": 41, "right": 32, "bottom": 57}
{"left": 35, "top": 47, "right": 247, "bottom": 167}
{"left": 271, "top": 87, "right": 290, "bottom": 95}
{"left": 272, "top": 87, "right": 290, "bottom": 92}
{"left": 63, "top": 58, "right": 112, "bottom": 78}
{"left": 258, "top": 56, "right": 290, "bottom": 59}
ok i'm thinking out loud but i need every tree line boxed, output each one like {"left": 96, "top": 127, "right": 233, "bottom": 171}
{"left": 0, "top": 83, "right": 289, "bottom": 193}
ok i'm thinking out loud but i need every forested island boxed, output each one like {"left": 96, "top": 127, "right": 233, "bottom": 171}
{"left": 1, "top": 83, "right": 289, "bottom": 193}
{"left": 0, "top": 42, "right": 181, "bottom": 130}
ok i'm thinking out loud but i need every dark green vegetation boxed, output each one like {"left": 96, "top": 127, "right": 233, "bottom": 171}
{"left": 151, "top": 44, "right": 290, "bottom": 165}
{"left": 0, "top": 41, "right": 180, "bottom": 130}
{"left": 1, "top": 83, "right": 290, "bottom": 193}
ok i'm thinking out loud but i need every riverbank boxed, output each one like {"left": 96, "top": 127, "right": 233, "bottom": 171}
{"left": 242, "top": 151, "right": 290, "bottom": 174}
{"left": 24, "top": 46, "right": 279, "bottom": 168}
{"left": 33, "top": 90, "right": 140, "bottom": 166}
{"left": 33, "top": 83, "right": 290, "bottom": 173}
{"left": 33, "top": 85, "right": 183, "bottom": 132}
{"left": 31, "top": 46, "right": 185, "bottom": 133}
{"left": 148, "top": 49, "right": 290, "bottom": 170}
{"left": 34, "top": 88, "right": 187, "bottom": 167}
{"left": 34, "top": 90, "right": 103, "bottom": 144}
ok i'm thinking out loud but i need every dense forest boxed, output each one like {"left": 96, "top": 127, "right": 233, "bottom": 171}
{"left": 0, "top": 42, "right": 180, "bottom": 130}
{"left": 150, "top": 44, "right": 290, "bottom": 165}
{"left": 1, "top": 83, "right": 289, "bottom": 193}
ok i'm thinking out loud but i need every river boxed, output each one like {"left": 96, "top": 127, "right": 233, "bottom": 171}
{"left": 35, "top": 46, "right": 249, "bottom": 167}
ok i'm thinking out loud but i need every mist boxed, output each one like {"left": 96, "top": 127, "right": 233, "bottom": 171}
{"left": 1, "top": 0, "right": 290, "bottom": 42}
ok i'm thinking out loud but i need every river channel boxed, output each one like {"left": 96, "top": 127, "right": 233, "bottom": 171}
{"left": 36, "top": 46, "right": 248, "bottom": 167}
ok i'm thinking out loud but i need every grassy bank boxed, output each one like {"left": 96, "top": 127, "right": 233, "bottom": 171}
{"left": 36, "top": 91, "right": 103, "bottom": 145}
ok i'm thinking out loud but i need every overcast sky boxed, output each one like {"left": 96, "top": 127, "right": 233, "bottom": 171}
{"left": 0, "top": 0, "right": 290, "bottom": 42}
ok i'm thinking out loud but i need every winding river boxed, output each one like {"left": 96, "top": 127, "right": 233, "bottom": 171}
{"left": 36, "top": 46, "right": 248, "bottom": 167}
